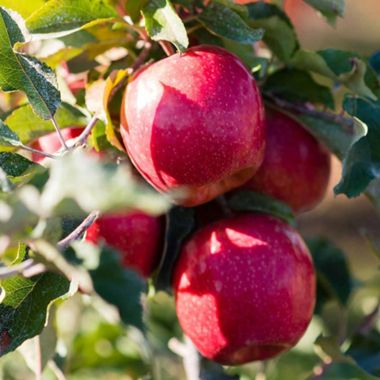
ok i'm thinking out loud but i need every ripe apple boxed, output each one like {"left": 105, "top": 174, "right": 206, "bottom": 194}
{"left": 120, "top": 45, "right": 265, "bottom": 207}
{"left": 173, "top": 213, "right": 315, "bottom": 365}
{"left": 30, "top": 127, "right": 84, "bottom": 163}
{"left": 244, "top": 109, "right": 331, "bottom": 213}
{"left": 85, "top": 212, "right": 163, "bottom": 277}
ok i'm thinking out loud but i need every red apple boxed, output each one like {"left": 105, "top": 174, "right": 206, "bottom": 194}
{"left": 85, "top": 212, "right": 162, "bottom": 277}
{"left": 244, "top": 109, "right": 331, "bottom": 213}
{"left": 173, "top": 213, "right": 315, "bottom": 365}
{"left": 31, "top": 127, "right": 84, "bottom": 163}
{"left": 120, "top": 45, "right": 265, "bottom": 207}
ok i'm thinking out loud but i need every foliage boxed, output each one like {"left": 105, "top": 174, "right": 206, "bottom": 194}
{"left": 0, "top": 0, "right": 379, "bottom": 379}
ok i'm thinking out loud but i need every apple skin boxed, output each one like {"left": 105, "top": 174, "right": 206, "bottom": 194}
{"left": 244, "top": 109, "right": 331, "bottom": 213}
{"left": 31, "top": 127, "right": 84, "bottom": 163}
{"left": 173, "top": 213, "right": 315, "bottom": 365}
{"left": 85, "top": 212, "right": 163, "bottom": 278}
{"left": 120, "top": 45, "right": 265, "bottom": 207}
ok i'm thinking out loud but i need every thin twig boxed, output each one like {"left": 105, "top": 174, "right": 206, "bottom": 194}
{"left": 51, "top": 117, "right": 69, "bottom": 150}
{"left": 57, "top": 211, "right": 100, "bottom": 251}
{"left": 159, "top": 41, "right": 175, "bottom": 56}
{"left": 131, "top": 42, "right": 153, "bottom": 71}
{"left": 70, "top": 115, "right": 99, "bottom": 148}
{"left": 264, "top": 93, "right": 355, "bottom": 132}
{"left": 19, "top": 144, "right": 57, "bottom": 159}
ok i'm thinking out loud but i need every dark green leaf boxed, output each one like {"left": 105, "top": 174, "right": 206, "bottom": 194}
{"left": 0, "top": 7, "right": 60, "bottom": 119}
{"left": 125, "top": 0, "right": 148, "bottom": 22}
{"left": 199, "top": 2, "right": 263, "bottom": 45}
{"left": 154, "top": 206, "right": 196, "bottom": 291}
{"left": 319, "top": 362, "right": 379, "bottom": 380}
{"left": 335, "top": 97, "right": 380, "bottom": 198}
{"left": 0, "top": 120, "right": 21, "bottom": 148}
{"left": 247, "top": 2, "right": 299, "bottom": 61}
{"left": 227, "top": 190, "right": 295, "bottom": 226}
{"left": 303, "top": 0, "right": 345, "bottom": 26}
{"left": 26, "top": 0, "right": 117, "bottom": 34}
{"left": 143, "top": 0, "right": 188, "bottom": 53}
{"left": 0, "top": 152, "right": 35, "bottom": 178}
{"left": 0, "top": 272, "right": 69, "bottom": 356}
{"left": 369, "top": 51, "right": 380, "bottom": 76}
{"left": 307, "top": 238, "right": 352, "bottom": 314}
{"left": 264, "top": 68, "right": 334, "bottom": 109}
{"left": 292, "top": 49, "right": 380, "bottom": 100}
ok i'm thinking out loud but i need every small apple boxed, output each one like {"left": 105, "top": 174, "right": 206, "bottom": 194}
{"left": 120, "top": 45, "right": 265, "bottom": 207}
{"left": 244, "top": 108, "right": 331, "bottom": 213}
{"left": 173, "top": 213, "right": 315, "bottom": 365}
{"left": 30, "top": 127, "right": 84, "bottom": 163}
{"left": 85, "top": 212, "right": 163, "bottom": 278}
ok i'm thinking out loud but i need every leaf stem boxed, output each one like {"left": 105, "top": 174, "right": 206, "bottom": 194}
{"left": 159, "top": 41, "right": 175, "bottom": 56}
{"left": 51, "top": 116, "right": 69, "bottom": 150}
{"left": 19, "top": 144, "right": 57, "bottom": 159}
{"left": 57, "top": 211, "right": 100, "bottom": 251}
{"left": 70, "top": 115, "right": 99, "bottom": 148}
{"left": 132, "top": 42, "right": 153, "bottom": 71}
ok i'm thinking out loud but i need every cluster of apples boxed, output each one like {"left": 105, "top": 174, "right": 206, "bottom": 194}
{"left": 32, "top": 45, "right": 330, "bottom": 365}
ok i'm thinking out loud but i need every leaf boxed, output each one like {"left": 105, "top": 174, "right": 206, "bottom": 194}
{"left": 0, "top": 271, "right": 69, "bottom": 356}
{"left": 335, "top": 96, "right": 380, "bottom": 198}
{"left": 0, "top": 120, "right": 21, "bottom": 148}
{"left": 307, "top": 238, "right": 352, "bottom": 314}
{"left": 0, "top": 152, "right": 35, "bottom": 178}
{"left": 154, "top": 206, "right": 196, "bottom": 291}
{"left": 5, "top": 103, "right": 87, "bottom": 145}
{"left": 0, "top": 7, "right": 60, "bottom": 119}
{"left": 303, "top": 0, "right": 345, "bottom": 26}
{"left": 264, "top": 69, "right": 334, "bottom": 109}
{"left": 0, "top": 0, "right": 46, "bottom": 19}
{"left": 291, "top": 49, "right": 380, "bottom": 100}
{"left": 199, "top": 2, "right": 263, "bottom": 45}
{"left": 142, "top": 0, "right": 188, "bottom": 53}
{"left": 227, "top": 190, "right": 295, "bottom": 226}
{"left": 319, "top": 362, "right": 380, "bottom": 380}
{"left": 26, "top": 0, "right": 117, "bottom": 34}
{"left": 125, "top": 0, "right": 148, "bottom": 22}
{"left": 369, "top": 50, "right": 380, "bottom": 76}
{"left": 247, "top": 2, "right": 299, "bottom": 61}
{"left": 71, "top": 241, "right": 147, "bottom": 330}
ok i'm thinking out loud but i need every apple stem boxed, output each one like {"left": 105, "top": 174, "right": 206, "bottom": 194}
{"left": 19, "top": 143, "right": 57, "bottom": 159}
{"left": 159, "top": 41, "right": 175, "bottom": 56}
{"left": 51, "top": 116, "right": 69, "bottom": 151}
{"left": 70, "top": 115, "right": 99, "bottom": 148}
{"left": 264, "top": 93, "right": 355, "bottom": 132}
{"left": 57, "top": 210, "right": 100, "bottom": 251}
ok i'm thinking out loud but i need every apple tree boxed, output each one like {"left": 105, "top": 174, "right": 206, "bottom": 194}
{"left": 0, "top": 0, "right": 379, "bottom": 379}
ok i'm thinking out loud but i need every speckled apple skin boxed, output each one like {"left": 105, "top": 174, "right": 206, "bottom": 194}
{"left": 173, "top": 213, "right": 316, "bottom": 365}
{"left": 31, "top": 127, "right": 84, "bottom": 163}
{"left": 85, "top": 212, "right": 162, "bottom": 278}
{"left": 120, "top": 45, "right": 265, "bottom": 207}
{"left": 245, "top": 109, "right": 331, "bottom": 213}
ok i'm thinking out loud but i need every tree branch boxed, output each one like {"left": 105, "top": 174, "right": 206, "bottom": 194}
{"left": 70, "top": 115, "right": 99, "bottom": 148}
{"left": 264, "top": 93, "right": 355, "bottom": 132}
{"left": 57, "top": 211, "right": 99, "bottom": 251}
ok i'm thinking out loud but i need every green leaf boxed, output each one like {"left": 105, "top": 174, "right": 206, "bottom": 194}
{"left": 125, "top": 0, "right": 148, "bottom": 22}
{"left": 247, "top": 2, "right": 299, "bottom": 61}
{"left": 0, "top": 121, "right": 21, "bottom": 148}
{"left": 264, "top": 69, "right": 334, "bottom": 109}
{"left": 0, "top": 7, "right": 60, "bottom": 119}
{"left": 307, "top": 238, "right": 352, "bottom": 314}
{"left": 292, "top": 49, "right": 380, "bottom": 100}
{"left": 5, "top": 103, "right": 87, "bottom": 145}
{"left": 154, "top": 206, "right": 196, "bottom": 291}
{"left": 0, "top": 0, "right": 46, "bottom": 19}
{"left": 335, "top": 97, "right": 380, "bottom": 198}
{"left": 143, "top": 0, "right": 188, "bottom": 53}
{"left": 72, "top": 242, "right": 147, "bottom": 330}
{"left": 319, "top": 362, "right": 379, "bottom": 380}
{"left": 199, "top": 2, "right": 263, "bottom": 45}
{"left": 26, "top": 0, "right": 117, "bottom": 34}
{"left": 304, "top": 0, "right": 345, "bottom": 26}
{"left": 0, "top": 272, "right": 69, "bottom": 356}
{"left": 0, "top": 152, "right": 35, "bottom": 178}
{"left": 227, "top": 190, "right": 296, "bottom": 226}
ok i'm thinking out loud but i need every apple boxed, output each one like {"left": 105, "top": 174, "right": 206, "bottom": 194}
{"left": 30, "top": 127, "right": 84, "bottom": 163}
{"left": 85, "top": 212, "right": 163, "bottom": 277}
{"left": 244, "top": 108, "right": 331, "bottom": 213}
{"left": 120, "top": 45, "right": 265, "bottom": 207}
{"left": 173, "top": 213, "right": 315, "bottom": 365}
